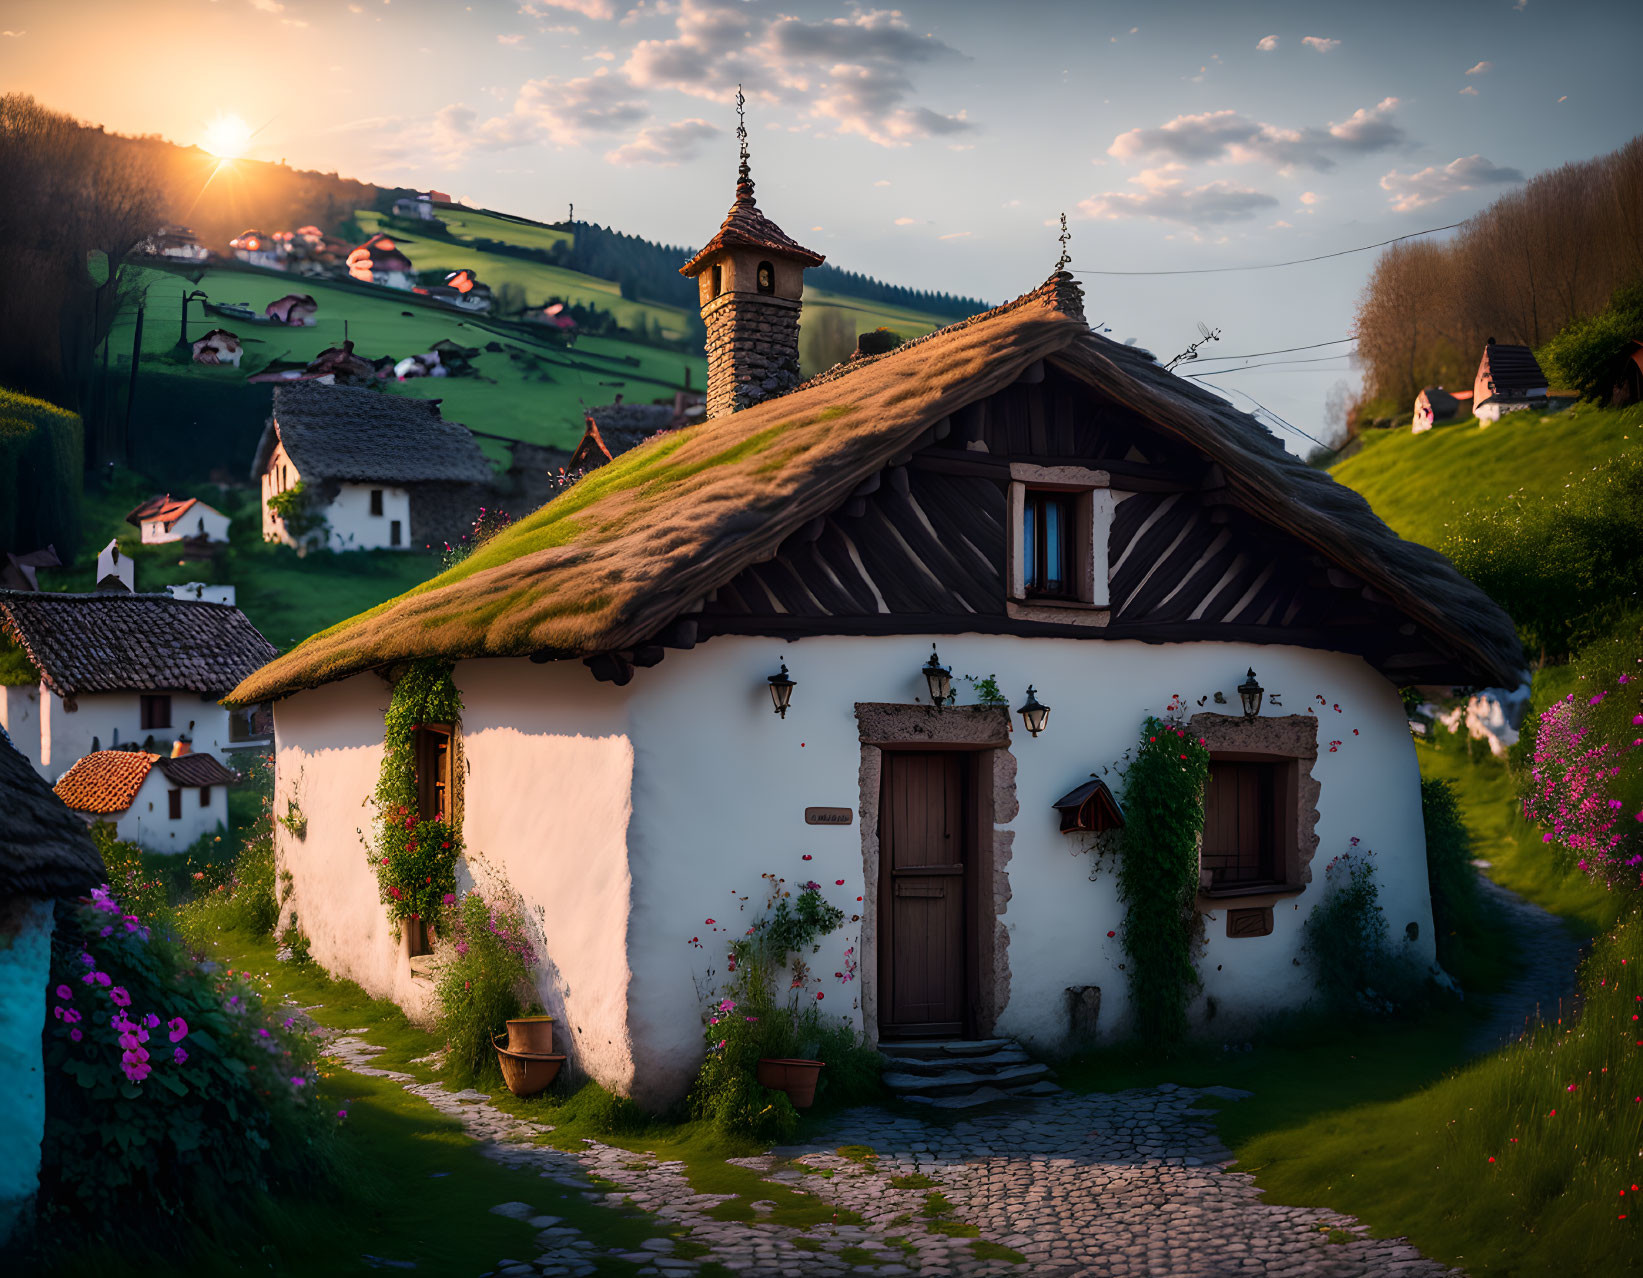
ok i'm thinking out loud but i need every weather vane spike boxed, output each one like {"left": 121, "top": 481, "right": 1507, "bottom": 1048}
{"left": 1055, "top": 212, "right": 1071, "bottom": 274}
{"left": 736, "top": 84, "right": 748, "bottom": 165}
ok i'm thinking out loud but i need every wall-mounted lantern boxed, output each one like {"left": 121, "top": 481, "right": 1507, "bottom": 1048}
{"left": 922, "top": 644, "right": 953, "bottom": 708}
{"left": 767, "top": 662, "right": 795, "bottom": 718}
{"left": 1017, "top": 685, "right": 1051, "bottom": 737}
{"left": 1237, "top": 668, "right": 1264, "bottom": 720}
{"left": 1052, "top": 775, "right": 1126, "bottom": 834}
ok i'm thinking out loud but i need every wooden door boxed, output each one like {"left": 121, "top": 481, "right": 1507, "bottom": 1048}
{"left": 879, "top": 751, "right": 969, "bottom": 1037}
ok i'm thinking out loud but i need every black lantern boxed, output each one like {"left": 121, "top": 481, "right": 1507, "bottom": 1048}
{"left": 1237, "top": 668, "right": 1263, "bottom": 720}
{"left": 1017, "top": 685, "right": 1051, "bottom": 737}
{"left": 767, "top": 662, "right": 795, "bottom": 718}
{"left": 922, "top": 644, "right": 953, "bottom": 708}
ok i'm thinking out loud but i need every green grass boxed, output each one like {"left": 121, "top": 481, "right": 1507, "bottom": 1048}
{"left": 433, "top": 206, "right": 575, "bottom": 256}
{"left": 970, "top": 1239, "right": 1028, "bottom": 1263}
{"left": 114, "top": 261, "right": 704, "bottom": 454}
{"left": 889, "top": 1172, "right": 936, "bottom": 1189}
{"left": 1329, "top": 401, "right": 1641, "bottom": 549}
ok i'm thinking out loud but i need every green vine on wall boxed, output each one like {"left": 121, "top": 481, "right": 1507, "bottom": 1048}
{"left": 1117, "top": 710, "right": 1210, "bottom": 1048}
{"left": 372, "top": 661, "right": 464, "bottom": 924}
{"left": 267, "top": 481, "right": 328, "bottom": 546}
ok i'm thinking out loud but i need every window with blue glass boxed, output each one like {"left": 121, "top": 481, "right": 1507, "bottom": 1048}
{"left": 1023, "top": 489, "right": 1073, "bottom": 597}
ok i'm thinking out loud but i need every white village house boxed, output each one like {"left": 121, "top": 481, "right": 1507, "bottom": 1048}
{"left": 254, "top": 382, "right": 495, "bottom": 552}
{"left": 1473, "top": 339, "right": 1549, "bottom": 424}
{"left": 0, "top": 591, "right": 275, "bottom": 782}
{"left": 126, "top": 494, "right": 231, "bottom": 545}
{"left": 229, "top": 155, "right": 1524, "bottom": 1110}
{"left": 52, "top": 746, "right": 236, "bottom": 852}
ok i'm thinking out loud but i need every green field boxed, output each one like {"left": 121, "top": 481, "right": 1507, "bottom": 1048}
{"left": 431, "top": 204, "right": 575, "bottom": 255}
{"left": 110, "top": 262, "right": 704, "bottom": 457}
{"left": 1329, "top": 402, "right": 1642, "bottom": 549}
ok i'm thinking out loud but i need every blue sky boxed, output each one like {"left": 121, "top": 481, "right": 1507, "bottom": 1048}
{"left": 3, "top": 0, "right": 1639, "bottom": 443}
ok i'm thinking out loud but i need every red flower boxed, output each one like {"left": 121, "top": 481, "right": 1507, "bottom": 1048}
{"left": 815, "top": 992, "right": 824, "bottom": 1000}
{"left": 1106, "top": 930, "right": 1115, "bottom": 938}
{"left": 836, "top": 880, "right": 845, "bottom": 885}
{"left": 705, "top": 918, "right": 715, "bottom": 925}
{"left": 802, "top": 854, "right": 812, "bottom": 860}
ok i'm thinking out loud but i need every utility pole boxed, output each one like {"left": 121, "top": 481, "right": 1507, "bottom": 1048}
{"left": 568, "top": 202, "right": 574, "bottom": 225}
{"left": 122, "top": 304, "right": 144, "bottom": 467}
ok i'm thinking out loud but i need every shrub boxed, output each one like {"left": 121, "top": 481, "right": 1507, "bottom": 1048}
{"left": 1302, "top": 846, "right": 1419, "bottom": 1014}
{"left": 90, "top": 820, "right": 168, "bottom": 926}
{"left": 1421, "top": 777, "right": 1489, "bottom": 981}
{"left": 1444, "top": 450, "right": 1643, "bottom": 662}
{"left": 0, "top": 386, "right": 82, "bottom": 560}
{"left": 39, "top": 886, "right": 338, "bottom": 1244}
{"left": 1538, "top": 282, "right": 1643, "bottom": 403}
{"left": 434, "top": 889, "right": 538, "bottom": 1088}
{"left": 265, "top": 480, "right": 327, "bottom": 546}
{"left": 438, "top": 505, "right": 514, "bottom": 569}
{"left": 1116, "top": 707, "right": 1210, "bottom": 1047}
{"left": 688, "top": 874, "right": 879, "bottom": 1141}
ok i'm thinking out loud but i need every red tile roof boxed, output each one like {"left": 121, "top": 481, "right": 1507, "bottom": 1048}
{"left": 126, "top": 495, "right": 202, "bottom": 529}
{"left": 54, "top": 751, "right": 157, "bottom": 814}
{"left": 680, "top": 162, "right": 824, "bottom": 278}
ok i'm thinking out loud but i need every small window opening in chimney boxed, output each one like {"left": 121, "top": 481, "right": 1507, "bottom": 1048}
{"left": 756, "top": 261, "right": 775, "bottom": 295}
{"left": 711, "top": 264, "right": 722, "bottom": 298}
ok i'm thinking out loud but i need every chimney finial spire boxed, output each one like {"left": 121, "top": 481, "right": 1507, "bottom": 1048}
{"left": 735, "top": 84, "right": 754, "bottom": 200}
{"left": 1055, "top": 211, "right": 1071, "bottom": 274}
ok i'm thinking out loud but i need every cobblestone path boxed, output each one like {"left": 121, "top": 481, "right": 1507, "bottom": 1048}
{"left": 1468, "top": 872, "right": 1585, "bottom": 1053}
{"left": 322, "top": 1033, "right": 1456, "bottom": 1278}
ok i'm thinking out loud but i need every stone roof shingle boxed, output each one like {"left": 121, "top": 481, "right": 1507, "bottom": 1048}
{"left": 252, "top": 382, "right": 494, "bottom": 486}
{"left": 1, "top": 732, "right": 103, "bottom": 898}
{"left": 0, "top": 591, "right": 278, "bottom": 699}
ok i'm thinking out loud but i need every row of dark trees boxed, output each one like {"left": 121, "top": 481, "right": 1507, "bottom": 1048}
{"left": 1353, "top": 134, "right": 1643, "bottom": 420}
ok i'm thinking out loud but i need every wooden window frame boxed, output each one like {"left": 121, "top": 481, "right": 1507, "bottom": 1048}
{"left": 167, "top": 788, "right": 183, "bottom": 820}
{"left": 1199, "top": 750, "right": 1302, "bottom": 897}
{"left": 412, "top": 723, "right": 453, "bottom": 824}
{"left": 1005, "top": 464, "right": 1116, "bottom": 624}
{"left": 199, "top": 785, "right": 211, "bottom": 808}
{"left": 755, "top": 260, "right": 776, "bottom": 295}
{"left": 370, "top": 488, "right": 384, "bottom": 517}
{"left": 140, "top": 694, "right": 172, "bottom": 730}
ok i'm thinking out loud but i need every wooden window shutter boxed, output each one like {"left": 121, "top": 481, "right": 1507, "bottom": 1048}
{"left": 413, "top": 726, "right": 452, "bottom": 823}
{"left": 168, "top": 788, "right": 182, "bottom": 820}
{"left": 1202, "top": 761, "right": 1279, "bottom": 887}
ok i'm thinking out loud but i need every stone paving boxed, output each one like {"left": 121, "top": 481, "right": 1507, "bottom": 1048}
{"left": 321, "top": 1030, "right": 1457, "bottom": 1278}
{"left": 1468, "top": 871, "right": 1584, "bottom": 1053}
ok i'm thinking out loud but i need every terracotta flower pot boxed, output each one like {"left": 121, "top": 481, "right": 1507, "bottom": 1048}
{"left": 756, "top": 1057, "right": 825, "bottom": 1108}
{"left": 493, "top": 1034, "right": 566, "bottom": 1098}
{"left": 505, "top": 1016, "right": 556, "bottom": 1055}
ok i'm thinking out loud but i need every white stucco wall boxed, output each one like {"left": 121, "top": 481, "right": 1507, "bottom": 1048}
{"left": 39, "top": 690, "right": 233, "bottom": 781}
{"left": 91, "top": 768, "right": 229, "bottom": 853}
{"left": 142, "top": 503, "right": 230, "bottom": 544}
{"left": 322, "top": 483, "right": 412, "bottom": 552}
{"left": 618, "top": 636, "right": 1434, "bottom": 1097}
{"left": 1, "top": 685, "right": 41, "bottom": 768}
{"left": 0, "top": 896, "right": 54, "bottom": 1246}
{"left": 274, "top": 633, "right": 1435, "bottom": 1109}
{"left": 95, "top": 540, "right": 136, "bottom": 590}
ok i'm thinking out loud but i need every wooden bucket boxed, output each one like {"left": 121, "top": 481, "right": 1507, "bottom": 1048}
{"left": 504, "top": 1016, "right": 556, "bottom": 1055}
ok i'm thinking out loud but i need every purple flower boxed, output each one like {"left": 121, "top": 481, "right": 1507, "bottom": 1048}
{"left": 109, "top": 987, "right": 131, "bottom": 1007}
{"left": 168, "top": 1017, "right": 188, "bottom": 1043}
{"left": 55, "top": 984, "right": 71, "bottom": 1000}
{"left": 173, "top": 1047, "right": 188, "bottom": 1065}
{"left": 336, "top": 1109, "right": 348, "bottom": 1120}
{"left": 69, "top": 1028, "right": 82, "bottom": 1043}
{"left": 291, "top": 1075, "right": 307, "bottom": 1088}
{"left": 95, "top": 972, "right": 111, "bottom": 987}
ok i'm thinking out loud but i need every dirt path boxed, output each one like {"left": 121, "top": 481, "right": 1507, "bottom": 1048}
{"left": 1466, "top": 870, "right": 1586, "bottom": 1054}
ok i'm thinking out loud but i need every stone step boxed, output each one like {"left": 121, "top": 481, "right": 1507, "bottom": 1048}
{"left": 901, "top": 1078, "right": 1065, "bottom": 1109}
{"left": 881, "top": 1046, "right": 1031, "bottom": 1075}
{"left": 878, "top": 1037, "right": 1015, "bottom": 1060}
{"left": 883, "top": 1061, "right": 1051, "bottom": 1096}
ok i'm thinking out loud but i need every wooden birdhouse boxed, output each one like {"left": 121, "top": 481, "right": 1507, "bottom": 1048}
{"left": 1052, "top": 776, "right": 1125, "bottom": 834}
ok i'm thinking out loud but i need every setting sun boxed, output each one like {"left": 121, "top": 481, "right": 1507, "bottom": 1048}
{"left": 200, "top": 113, "right": 253, "bottom": 160}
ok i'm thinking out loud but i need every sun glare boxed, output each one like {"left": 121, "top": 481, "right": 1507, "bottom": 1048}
{"left": 201, "top": 114, "right": 253, "bottom": 160}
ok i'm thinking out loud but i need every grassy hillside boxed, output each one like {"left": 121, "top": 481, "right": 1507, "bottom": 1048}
{"left": 1329, "top": 401, "right": 1641, "bottom": 548}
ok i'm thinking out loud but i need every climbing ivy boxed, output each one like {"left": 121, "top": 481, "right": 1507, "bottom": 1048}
{"left": 1117, "top": 712, "right": 1210, "bottom": 1047}
{"left": 371, "top": 661, "right": 464, "bottom": 924}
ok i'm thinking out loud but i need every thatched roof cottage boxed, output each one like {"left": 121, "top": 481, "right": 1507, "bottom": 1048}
{"left": 229, "top": 147, "right": 1522, "bottom": 1109}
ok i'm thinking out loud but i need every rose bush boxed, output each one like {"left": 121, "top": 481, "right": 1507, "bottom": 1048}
{"left": 434, "top": 888, "right": 539, "bottom": 1087}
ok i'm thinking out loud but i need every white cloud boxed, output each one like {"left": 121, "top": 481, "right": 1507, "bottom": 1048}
{"left": 590, "top": 47, "right": 615, "bottom": 59}
{"left": 1379, "top": 154, "right": 1523, "bottom": 211}
{"left": 893, "top": 216, "right": 917, "bottom": 226}
{"left": 247, "top": 0, "right": 283, "bottom": 12}
{"left": 623, "top": 2, "right": 974, "bottom": 147}
{"left": 520, "top": 0, "right": 614, "bottom": 20}
{"left": 1255, "top": 35, "right": 1278, "bottom": 52}
{"left": 0, "top": 28, "right": 25, "bottom": 36}
{"left": 873, "top": 179, "right": 892, "bottom": 186}
{"left": 1459, "top": 85, "right": 1478, "bottom": 96}
{"left": 1301, "top": 36, "right": 1340, "bottom": 53}
{"left": 1298, "top": 190, "right": 1318, "bottom": 204}
{"left": 1465, "top": 60, "right": 1492, "bottom": 75}
{"left": 1107, "top": 98, "right": 1404, "bottom": 172}
{"left": 497, "top": 32, "right": 526, "bottom": 44}
{"left": 427, "top": 71, "right": 649, "bottom": 157}
{"left": 938, "top": 231, "right": 972, "bottom": 240}
{"left": 605, "top": 117, "right": 719, "bottom": 165}
{"left": 1078, "top": 165, "right": 1279, "bottom": 225}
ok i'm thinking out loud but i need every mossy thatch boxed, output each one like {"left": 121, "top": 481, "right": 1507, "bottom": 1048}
{"left": 229, "top": 274, "right": 1523, "bottom": 705}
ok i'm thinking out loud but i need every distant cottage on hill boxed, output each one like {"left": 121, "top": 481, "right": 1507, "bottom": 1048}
{"left": 0, "top": 590, "right": 275, "bottom": 782}
{"left": 1473, "top": 339, "right": 1548, "bottom": 423}
{"left": 254, "top": 382, "right": 494, "bottom": 552}
{"left": 346, "top": 233, "right": 414, "bottom": 290}
{"left": 232, "top": 139, "right": 1524, "bottom": 1109}
{"left": 54, "top": 746, "right": 238, "bottom": 852}
{"left": 126, "top": 494, "right": 231, "bottom": 545}
{"left": 568, "top": 392, "right": 707, "bottom": 473}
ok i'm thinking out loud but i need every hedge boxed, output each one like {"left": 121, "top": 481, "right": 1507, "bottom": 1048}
{"left": 0, "top": 386, "right": 83, "bottom": 561}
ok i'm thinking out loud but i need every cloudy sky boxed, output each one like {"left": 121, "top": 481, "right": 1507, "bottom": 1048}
{"left": 3, "top": 0, "right": 1637, "bottom": 443}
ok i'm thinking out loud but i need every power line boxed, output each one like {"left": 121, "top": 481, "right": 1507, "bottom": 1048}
{"left": 1186, "top": 352, "right": 1358, "bottom": 376}
{"left": 1185, "top": 336, "right": 1356, "bottom": 363}
{"left": 1072, "top": 222, "right": 1465, "bottom": 276}
{"left": 1199, "top": 382, "right": 1334, "bottom": 452}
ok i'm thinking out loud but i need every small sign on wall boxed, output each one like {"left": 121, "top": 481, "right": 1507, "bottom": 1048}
{"left": 805, "top": 807, "right": 853, "bottom": 826}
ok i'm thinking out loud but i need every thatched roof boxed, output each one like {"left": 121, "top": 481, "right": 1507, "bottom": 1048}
{"left": 227, "top": 272, "right": 1523, "bottom": 705}
{"left": 252, "top": 383, "right": 494, "bottom": 486}
{"left": 0, "top": 733, "right": 102, "bottom": 899}
{"left": 1, "top": 591, "right": 277, "bottom": 699}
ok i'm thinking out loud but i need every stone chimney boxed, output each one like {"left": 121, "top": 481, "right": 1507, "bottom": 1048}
{"left": 680, "top": 97, "right": 825, "bottom": 419}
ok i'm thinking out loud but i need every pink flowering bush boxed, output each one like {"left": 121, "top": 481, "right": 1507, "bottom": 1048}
{"left": 433, "top": 887, "right": 540, "bottom": 1087}
{"left": 40, "top": 885, "right": 337, "bottom": 1238}
{"left": 1524, "top": 644, "right": 1643, "bottom": 892}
